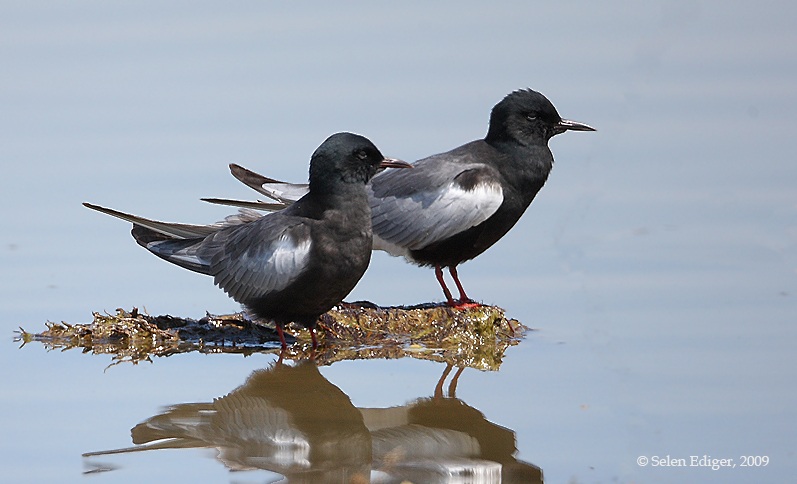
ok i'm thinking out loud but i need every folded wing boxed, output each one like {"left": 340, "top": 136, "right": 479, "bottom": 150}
{"left": 369, "top": 161, "right": 504, "bottom": 255}
{"left": 199, "top": 216, "right": 313, "bottom": 302}
{"left": 83, "top": 202, "right": 313, "bottom": 302}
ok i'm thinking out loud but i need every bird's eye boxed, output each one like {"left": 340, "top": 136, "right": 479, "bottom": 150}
{"left": 357, "top": 150, "right": 368, "bottom": 160}
{"left": 526, "top": 114, "right": 538, "bottom": 121}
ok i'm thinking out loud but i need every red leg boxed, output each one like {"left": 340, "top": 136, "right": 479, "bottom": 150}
{"left": 310, "top": 328, "right": 318, "bottom": 349}
{"left": 276, "top": 324, "right": 288, "bottom": 350}
{"left": 449, "top": 266, "right": 481, "bottom": 308}
{"left": 449, "top": 266, "right": 472, "bottom": 302}
{"left": 448, "top": 367, "right": 465, "bottom": 398}
{"left": 434, "top": 363, "right": 453, "bottom": 399}
{"left": 435, "top": 265, "right": 457, "bottom": 306}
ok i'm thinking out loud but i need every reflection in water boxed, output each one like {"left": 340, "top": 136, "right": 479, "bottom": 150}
{"left": 84, "top": 361, "right": 542, "bottom": 483}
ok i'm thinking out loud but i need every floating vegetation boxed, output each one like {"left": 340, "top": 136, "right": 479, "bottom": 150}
{"left": 15, "top": 302, "right": 528, "bottom": 369}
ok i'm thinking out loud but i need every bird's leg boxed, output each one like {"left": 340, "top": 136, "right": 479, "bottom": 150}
{"left": 448, "top": 266, "right": 481, "bottom": 308}
{"left": 276, "top": 324, "right": 288, "bottom": 350}
{"left": 448, "top": 366, "right": 465, "bottom": 398}
{"left": 310, "top": 328, "right": 318, "bottom": 349}
{"left": 449, "top": 266, "right": 471, "bottom": 302}
{"left": 435, "top": 265, "right": 457, "bottom": 306}
{"left": 434, "top": 363, "right": 454, "bottom": 399}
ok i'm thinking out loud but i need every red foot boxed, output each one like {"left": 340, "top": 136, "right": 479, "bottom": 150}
{"left": 447, "top": 299, "right": 482, "bottom": 309}
{"left": 437, "top": 265, "right": 480, "bottom": 309}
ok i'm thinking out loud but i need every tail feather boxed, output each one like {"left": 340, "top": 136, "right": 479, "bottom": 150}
{"left": 84, "top": 202, "right": 216, "bottom": 275}
{"left": 201, "top": 197, "right": 287, "bottom": 212}
{"left": 83, "top": 202, "right": 217, "bottom": 239}
{"left": 131, "top": 224, "right": 211, "bottom": 275}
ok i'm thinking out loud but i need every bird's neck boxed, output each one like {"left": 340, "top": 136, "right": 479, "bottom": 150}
{"left": 489, "top": 141, "right": 554, "bottom": 197}
{"left": 307, "top": 182, "right": 370, "bottom": 214}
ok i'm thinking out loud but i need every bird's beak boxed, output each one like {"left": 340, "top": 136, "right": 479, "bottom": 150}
{"left": 380, "top": 157, "right": 413, "bottom": 169}
{"left": 557, "top": 118, "right": 596, "bottom": 132}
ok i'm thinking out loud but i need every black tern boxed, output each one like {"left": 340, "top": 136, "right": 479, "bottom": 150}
{"left": 84, "top": 132, "right": 411, "bottom": 348}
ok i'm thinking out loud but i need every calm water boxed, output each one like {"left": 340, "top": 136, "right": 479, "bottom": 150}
{"left": 2, "top": 2, "right": 796, "bottom": 483}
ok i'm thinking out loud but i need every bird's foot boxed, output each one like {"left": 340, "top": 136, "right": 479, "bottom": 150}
{"left": 447, "top": 298, "right": 482, "bottom": 309}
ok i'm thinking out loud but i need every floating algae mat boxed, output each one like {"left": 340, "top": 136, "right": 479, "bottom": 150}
{"left": 16, "top": 303, "right": 527, "bottom": 369}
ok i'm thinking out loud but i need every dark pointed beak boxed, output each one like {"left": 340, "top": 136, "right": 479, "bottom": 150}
{"left": 557, "top": 118, "right": 596, "bottom": 132}
{"left": 380, "top": 157, "right": 413, "bottom": 169}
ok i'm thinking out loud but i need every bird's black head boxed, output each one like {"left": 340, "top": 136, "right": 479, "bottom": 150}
{"left": 309, "top": 132, "right": 409, "bottom": 192}
{"left": 485, "top": 89, "right": 594, "bottom": 146}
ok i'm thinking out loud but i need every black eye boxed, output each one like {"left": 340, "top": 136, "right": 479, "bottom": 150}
{"left": 526, "top": 114, "right": 538, "bottom": 121}
{"left": 357, "top": 150, "right": 368, "bottom": 160}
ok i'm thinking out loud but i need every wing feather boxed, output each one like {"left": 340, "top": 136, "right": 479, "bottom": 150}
{"left": 229, "top": 164, "right": 310, "bottom": 204}
{"left": 369, "top": 164, "right": 503, "bottom": 254}
{"left": 200, "top": 215, "right": 313, "bottom": 303}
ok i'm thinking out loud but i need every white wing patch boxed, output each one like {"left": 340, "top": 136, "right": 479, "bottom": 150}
{"left": 258, "top": 182, "right": 309, "bottom": 204}
{"left": 217, "top": 234, "right": 312, "bottom": 302}
{"left": 269, "top": 235, "right": 312, "bottom": 288}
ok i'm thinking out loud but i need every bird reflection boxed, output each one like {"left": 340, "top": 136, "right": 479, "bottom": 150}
{"left": 84, "top": 361, "right": 541, "bottom": 483}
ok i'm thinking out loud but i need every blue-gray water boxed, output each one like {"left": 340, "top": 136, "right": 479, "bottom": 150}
{"left": 2, "top": 2, "right": 796, "bottom": 483}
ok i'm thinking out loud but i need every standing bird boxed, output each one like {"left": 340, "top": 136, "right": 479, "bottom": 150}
{"left": 84, "top": 132, "right": 411, "bottom": 348}
{"left": 204, "top": 89, "right": 595, "bottom": 306}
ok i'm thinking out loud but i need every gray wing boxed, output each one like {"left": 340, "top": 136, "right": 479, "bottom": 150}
{"left": 251, "top": 181, "right": 309, "bottom": 205}
{"left": 84, "top": 202, "right": 222, "bottom": 238}
{"left": 84, "top": 202, "right": 309, "bottom": 298}
{"left": 201, "top": 197, "right": 289, "bottom": 211}
{"left": 368, "top": 157, "right": 503, "bottom": 255}
{"left": 83, "top": 202, "right": 264, "bottom": 238}
{"left": 197, "top": 213, "right": 313, "bottom": 303}
{"left": 230, "top": 164, "right": 309, "bottom": 204}
{"left": 219, "top": 156, "right": 505, "bottom": 256}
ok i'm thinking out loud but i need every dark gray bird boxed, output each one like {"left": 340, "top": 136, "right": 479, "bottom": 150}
{"left": 204, "top": 89, "right": 595, "bottom": 306}
{"left": 84, "top": 132, "right": 411, "bottom": 348}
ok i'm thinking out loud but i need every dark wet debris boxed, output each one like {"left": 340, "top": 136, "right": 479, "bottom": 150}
{"left": 16, "top": 302, "right": 528, "bottom": 369}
